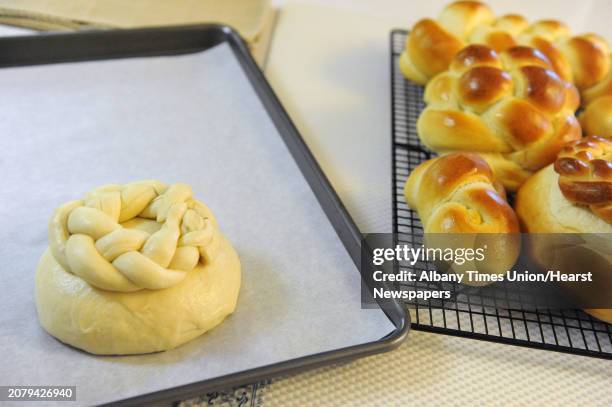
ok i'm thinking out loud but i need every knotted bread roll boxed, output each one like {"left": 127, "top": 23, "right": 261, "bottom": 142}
{"left": 418, "top": 44, "right": 581, "bottom": 191}
{"left": 516, "top": 136, "right": 612, "bottom": 322}
{"left": 554, "top": 135, "right": 612, "bottom": 222}
{"left": 36, "top": 180, "right": 241, "bottom": 355}
{"left": 400, "top": 1, "right": 612, "bottom": 108}
{"left": 516, "top": 135, "right": 612, "bottom": 231}
{"left": 404, "top": 153, "right": 520, "bottom": 283}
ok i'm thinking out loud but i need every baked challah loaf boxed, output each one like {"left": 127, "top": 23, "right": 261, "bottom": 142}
{"left": 582, "top": 54, "right": 612, "bottom": 105}
{"left": 404, "top": 152, "right": 519, "bottom": 233}
{"left": 516, "top": 136, "right": 612, "bottom": 231}
{"left": 400, "top": 1, "right": 612, "bottom": 107}
{"left": 554, "top": 135, "right": 612, "bottom": 222}
{"left": 36, "top": 180, "right": 241, "bottom": 354}
{"left": 418, "top": 44, "right": 581, "bottom": 191}
{"left": 516, "top": 136, "right": 612, "bottom": 323}
{"left": 579, "top": 95, "right": 612, "bottom": 137}
{"left": 399, "top": 1, "right": 495, "bottom": 84}
{"left": 404, "top": 153, "right": 520, "bottom": 282}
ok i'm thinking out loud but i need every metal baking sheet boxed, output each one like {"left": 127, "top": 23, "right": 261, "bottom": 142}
{"left": 0, "top": 26, "right": 408, "bottom": 406}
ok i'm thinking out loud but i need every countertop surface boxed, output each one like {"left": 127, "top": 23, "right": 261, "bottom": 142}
{"left": 263, "top": 1, "right": 612, "bottom": 405}
{"left": 0, "top": 1, "right": 610, "bottom": 405}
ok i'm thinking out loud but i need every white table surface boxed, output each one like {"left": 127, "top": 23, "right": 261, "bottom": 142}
{"left": 264, "top": 1, "right": 612, "bottom": 405}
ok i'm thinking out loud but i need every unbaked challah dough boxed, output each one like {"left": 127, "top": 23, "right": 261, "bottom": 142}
{"left": 35, "top": 180, "right": 241, "bottom": 355}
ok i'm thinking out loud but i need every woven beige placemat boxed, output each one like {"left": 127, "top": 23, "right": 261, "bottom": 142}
{"left": 177, "top": 327, "right": 610, "bottom": 406}
{"left": 262, "top": 328, "right": 611, "bottom": 406}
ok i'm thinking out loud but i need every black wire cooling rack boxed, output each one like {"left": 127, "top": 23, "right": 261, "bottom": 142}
{"left": 390, "top": 29, "right": 612, "bottom": 359}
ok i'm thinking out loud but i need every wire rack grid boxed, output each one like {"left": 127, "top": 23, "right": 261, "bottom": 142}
{"left": 390, "top": 29, "right": 611, "bottom": 359}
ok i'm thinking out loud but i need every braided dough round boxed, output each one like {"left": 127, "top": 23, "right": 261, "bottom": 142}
{"left": 418, "top": 44, "right": 581, "bottom": 191}
{"left": 35, "top": 181, "right": 241, "bottom": 355}
{"left": 400, "top": 1, "right": 612, "bottom": 107}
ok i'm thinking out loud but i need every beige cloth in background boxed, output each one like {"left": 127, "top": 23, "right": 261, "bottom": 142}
{"left": 0, "top": 0, "right": 276, "bottom": 65}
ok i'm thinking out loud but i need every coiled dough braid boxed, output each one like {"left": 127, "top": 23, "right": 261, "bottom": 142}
{"left": 418, "top": 44, "right": 581, "bottom": 191}
{"left": 554, "top": 135, "right": 612, "bottom": 222}
{"left": 48, "top": 180, "right": 220, "bottom": 292}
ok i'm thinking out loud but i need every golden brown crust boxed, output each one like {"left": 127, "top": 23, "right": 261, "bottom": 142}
{"left": 417, "top": 109, "right": 511, "bottom": 152}
{"left": 481, "top": 31, "right": 516, "bottom": 52}
{"left": 562, "top": 35, "right": 610, "bottom": 90}
{"left": 419, "top": 43, "right": 581, "bottom": 190}
{"left": 554, "top": 135, "right": 612, "bottom": 222}
{"left": 468, "top": 14, "right": 527, "bottom": 52}
{"left": 404, "top": 153, "right": 522, "bottom": 283}
{"left": 438, "top": 1, "right": 494, "bottom": 38}
{"left": 515, "top": 165, "right": 612, "bottom": 233}
{"left": 406, "top": 19, "right": 466, "bottom": 81}
{"left": 579, "top": 95, "right": 612, "bottom": 137}
{"left": 582, "top": 55, "right": 612, "bottom": 105}
{"left": 521, "top": 37, "right": 573, "bottom": 82}
{"left": 515, "top": 164, "right": 612, "bottom": 323}
{"left": 400, "top": 2, "right": 612, "bottom": 107}
{"left": 518, "top": 66, "right": 566, "bottom": 112}
{"left": 404, "top": 153, "right": 519, "bottom": 234}
{"left": 457, "top": 66, "right": 512, "bottom": 110}
{"left": 497, "top": 98, "right": 552, "bottom": 147}
{"left": 501, "top": 45, "right": 551, "bottom": 70}
{"left": 506, "top": 114, "right": 581, "bottom": 172}
{"left": 451, "top": 44, "right": 501, "bottom": 73}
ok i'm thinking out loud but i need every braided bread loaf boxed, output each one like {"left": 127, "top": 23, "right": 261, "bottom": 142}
{"left": 404, "top": 153, "right": 520, "bottom": 282}
{"left": 404, "top": 153, "right": 521, "bottom": 286}
{"left": 404, "top": 153, "right": 519, "bottom": 233}
{"left": 400, "top": 1, "right": 612, "bottom": 107}
{"left": 418, "top": 44, "right": 581, "bottom": 191}
{"left": 515, "top": 137, "right": 611, "bottom": 323}
{"left": 36, "top": 180, "right": 241, "bottom": 354}
{"left": 554, "top": 135, "right": 612, "bottom": 222}
{"left": 516, "top": 136, "right": 612, "bottom": 231}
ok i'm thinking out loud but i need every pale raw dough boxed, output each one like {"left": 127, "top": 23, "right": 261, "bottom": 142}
{"left": 35, "top": 181, "right": 241, "bottom": 355}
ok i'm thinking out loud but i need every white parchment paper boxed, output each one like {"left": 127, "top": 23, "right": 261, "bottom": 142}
{"left": 0, "top": 43, "right": 395, "bottom": 406}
